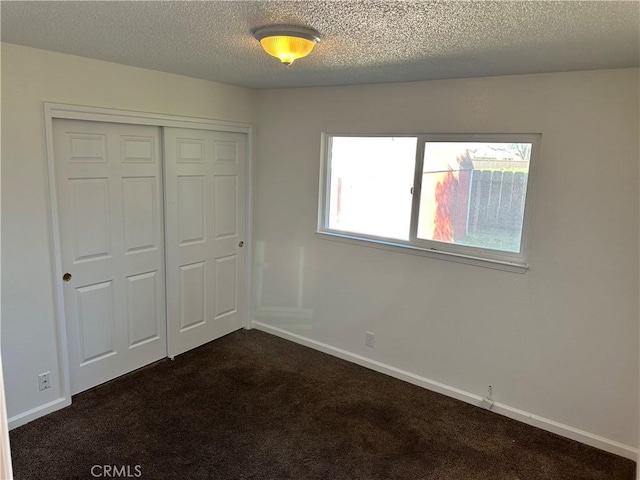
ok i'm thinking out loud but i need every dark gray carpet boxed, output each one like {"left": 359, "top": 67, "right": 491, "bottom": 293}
{"left": 9, "top": 329, "right": 636, "bottom": 479}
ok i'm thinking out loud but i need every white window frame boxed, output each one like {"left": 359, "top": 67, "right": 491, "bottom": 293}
{"left": 317, "top": 133, "right": 540, "bottom": 273}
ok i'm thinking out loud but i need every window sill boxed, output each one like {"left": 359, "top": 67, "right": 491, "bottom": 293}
{"left": 316, "top": 231, "right": 529, "bottom": 274}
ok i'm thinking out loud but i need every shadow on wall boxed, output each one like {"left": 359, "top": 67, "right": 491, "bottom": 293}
{"left": 253, "top": 240, "right": 313, "bottom": 332}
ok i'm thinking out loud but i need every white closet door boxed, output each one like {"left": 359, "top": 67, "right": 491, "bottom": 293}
{"left": 54, "top": 119, "right": 167, "bottom": 395}
{"left": 164, "top": 128, "right": 246, "bottom": 357}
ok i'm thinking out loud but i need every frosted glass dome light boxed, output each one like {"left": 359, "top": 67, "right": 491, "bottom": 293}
{"left": 253, "top": 25, "right": 320, "bottom": 66}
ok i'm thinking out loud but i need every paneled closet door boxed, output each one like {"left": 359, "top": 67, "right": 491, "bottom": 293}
{"left": 53, "top": 119, "right": 167, "bottom": 395}
{"left": 164, "top": 128, "right": 246, "bottom": 357}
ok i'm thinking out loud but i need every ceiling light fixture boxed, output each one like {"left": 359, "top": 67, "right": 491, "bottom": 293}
{"left": 252, "top": 25, "right": 320, "bottom": 66}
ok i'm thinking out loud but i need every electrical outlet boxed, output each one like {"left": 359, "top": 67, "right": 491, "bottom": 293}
{"left": 38, "top": 372, "right": 51, "bottom": 391}
{"left": 365, "top": 331, "right": 375, "bottom": 348}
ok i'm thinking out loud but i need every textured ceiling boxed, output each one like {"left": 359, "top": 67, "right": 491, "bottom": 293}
{"left": 2, "top": 1, "right": 639, "bottom": 89}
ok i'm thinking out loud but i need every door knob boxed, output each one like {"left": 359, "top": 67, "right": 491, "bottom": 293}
{"left": 238, "top": 241, "right": 244, "bottom": 248}
{"left": 62, "top": 273, "right": 72, "bottom": 282}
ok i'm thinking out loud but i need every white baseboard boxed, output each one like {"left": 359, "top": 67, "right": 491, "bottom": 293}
{"left": 8, "top": 397, "right": 70, "bottom": 430}
{"left": 253, "top": 320, "right": 639, "bottom": 462}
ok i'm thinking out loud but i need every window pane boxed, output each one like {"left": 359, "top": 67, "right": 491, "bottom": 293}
{"left": 417, "top": 142, "right": 531, "bottom": 253}
{"left": 328, "top": 137, "right": 416, "bottom": 240}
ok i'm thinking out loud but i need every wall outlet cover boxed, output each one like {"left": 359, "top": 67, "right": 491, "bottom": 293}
{"left": 365, "top": 332, "right": 375, "bottom": 348}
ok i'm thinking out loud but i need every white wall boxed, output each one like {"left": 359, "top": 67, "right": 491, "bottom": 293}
{"left": 254, "top": 69, "right": 640, "bottom": 457}
{"left": 0, "top": 43, "right": 256, "bottom": 423}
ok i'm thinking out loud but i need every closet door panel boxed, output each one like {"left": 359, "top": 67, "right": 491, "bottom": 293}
{"left": 164, "top": 127, "right": 246, "bottom": 357}
{"left": 54, "top": 119, "right": 166, "bottom": 395}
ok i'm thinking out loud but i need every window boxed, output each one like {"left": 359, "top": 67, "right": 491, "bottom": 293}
{"left": 318, "top": 134, "right": 539, "bottom": 271}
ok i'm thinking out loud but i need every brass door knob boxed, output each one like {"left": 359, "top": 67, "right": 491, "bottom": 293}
{"left": 238, "top": 241, "right": 244, "bottom": 248}
{"left": 62, "top": 273, "right": 72, "bottom": 282}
